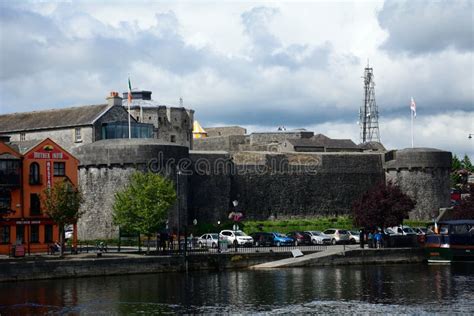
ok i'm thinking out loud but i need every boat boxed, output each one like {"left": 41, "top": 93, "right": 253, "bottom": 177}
{"left": 424, "top": 220, "right": 474, "bottom": 263}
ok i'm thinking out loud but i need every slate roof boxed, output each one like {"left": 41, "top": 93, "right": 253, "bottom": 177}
{"left": 0, "top": 104, "right": 111, "bottom": 133}
{"left": 8, "top": 140, "right": 43, "bottom": 154}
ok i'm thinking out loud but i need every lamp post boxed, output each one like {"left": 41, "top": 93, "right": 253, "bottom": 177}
{"left": 176, "top": 167, "right": 182, "bottom": 253}
{"left": 469, "top": 133, "right": 473, "bottom": 139}
{"left": 217, "top": 220, "right": 221, "bottom": 253}
{"left": 232, "top": 200, "right": 239, "bottom": 252}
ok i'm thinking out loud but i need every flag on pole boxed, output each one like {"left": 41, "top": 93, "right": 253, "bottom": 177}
{"left": 128, "top": 77, "right": 132, "bottom": 103}
{"left": 410, "top": 97, "right": 416, "bottom": 117}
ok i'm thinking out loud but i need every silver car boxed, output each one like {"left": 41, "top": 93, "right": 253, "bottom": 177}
{"left": 197, "top": 233, "right": 219, "bottom": 248}
{"left": 304, "top": 231, "right": 331, "bottom": 245}
{"left": 322, "top": 229, "right": 350, "bottom": 245}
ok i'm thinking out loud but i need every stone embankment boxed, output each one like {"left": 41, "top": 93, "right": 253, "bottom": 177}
{"left": 0, "top": 247, "right": 424, "bottom": 282}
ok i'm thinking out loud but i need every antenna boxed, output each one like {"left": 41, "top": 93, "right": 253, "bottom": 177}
{"left": 179, "top": 97, "right": 183, "bottom": 107}
{"left": 359, "top": 62, "right": 380, "bottom": 143}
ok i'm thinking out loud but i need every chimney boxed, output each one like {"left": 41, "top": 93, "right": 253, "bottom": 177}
{"left": 106, "top": 91, "right": 123, "bottom": 106}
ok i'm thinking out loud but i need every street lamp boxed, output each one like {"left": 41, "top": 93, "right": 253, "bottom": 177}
{"left": 469, "top": 133, "right": 473, "bottom": 139}
{"left": 176, "top": 167, "right": 182, "bottom": 252}
{"left": 217, "top": 220, "right": 221, "bottom": 253}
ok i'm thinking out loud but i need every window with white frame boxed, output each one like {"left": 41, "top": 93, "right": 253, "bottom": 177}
{"left": 20, "top": 133, "right": 26, "bottom": 141}
{"left": 74, "top": 128, "right": 82, "bottom": 142}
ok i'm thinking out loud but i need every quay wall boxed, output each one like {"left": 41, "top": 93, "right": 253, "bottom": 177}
{"left": 0, "top": 248, "right": 425, "bottom": 282}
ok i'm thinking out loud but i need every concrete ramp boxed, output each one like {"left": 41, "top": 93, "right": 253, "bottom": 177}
{"left": 250, "top": 246, "right": 354, "bottom": 269}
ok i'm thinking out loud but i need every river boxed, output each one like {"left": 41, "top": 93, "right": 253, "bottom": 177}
{"left": 1, "top": 263, "right": 473, "bottom": 314}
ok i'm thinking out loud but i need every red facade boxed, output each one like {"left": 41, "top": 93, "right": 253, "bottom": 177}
{"left": 0, "top": 138, "right": 79, "bottom": 255}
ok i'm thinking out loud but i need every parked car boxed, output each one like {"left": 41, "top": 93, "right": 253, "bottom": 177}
{"left": 64, "top": 225, "right": 73, "bottom": 240}
{"left": 269, "top": 232, "right": 295, "bottom": 246}
{"left": 304, "top": 231, "right": 331, "bottom": 245}
{"left": 287, "top": 231, "right": 312, "bottom": 246}
{"left": 347, "top": 231, "right": 360, "bottom": 244}
{"left": 322, "top": 229, "right": 350, "bottom": 244}
{"left": 251, "top": 232, "right": 274, "bottom": 247}
{"left": 388, "top": 226, "right": 417, "bottom": 236}
{"left": 413, "top": 227, "right": 434, "bottom": 235}
{"left": 197, "top": 233, "right": 219, "bottom": 248}
{"left": 220, "top": 230, "right": 254, "bottom": 247}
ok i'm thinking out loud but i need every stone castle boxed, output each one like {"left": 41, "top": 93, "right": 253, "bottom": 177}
{"left": 0, "top": 91, "right": 452, "bottom": 240}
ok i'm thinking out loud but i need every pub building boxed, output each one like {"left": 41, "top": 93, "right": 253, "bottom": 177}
{"left": 0, "top": 136, "right": 79, "bottom": 256}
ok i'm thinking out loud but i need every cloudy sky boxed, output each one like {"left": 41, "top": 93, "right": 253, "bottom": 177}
{"left": 0, "top": 0, "right": 472, "bottom": 158}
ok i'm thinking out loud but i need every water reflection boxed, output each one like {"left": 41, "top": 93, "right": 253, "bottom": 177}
{"left": 1, "top": 263, "right": 473, "bottom": 314}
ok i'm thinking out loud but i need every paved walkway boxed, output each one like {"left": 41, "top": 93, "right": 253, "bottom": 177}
{"left": 250, "top": 244, "right": 361, "bottom": 269}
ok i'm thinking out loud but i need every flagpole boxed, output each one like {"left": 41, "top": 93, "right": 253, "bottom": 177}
{"left": 411, "top": 109, "right": 414, "bottom": 148}
{"left": 128, "top": 75, "right": 132, "bottom": 139}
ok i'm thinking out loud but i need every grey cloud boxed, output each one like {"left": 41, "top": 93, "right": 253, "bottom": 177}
{"left": 378, "top": 0, "right": 473, "bottom": 54}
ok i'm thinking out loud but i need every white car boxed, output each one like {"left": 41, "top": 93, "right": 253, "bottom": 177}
{"left": 64, "top": 225, "right": 73, "bottom": 240}
{"left": 197, "top": 233, "right": 219, "bottom": 248}
{"left": 304, "top": 231, "right": 331, "bottom": 245}
{"left": 388, "top": 226, "right": 417, "bottom": 235}
{"left": 348, "top": 231, "right": 361, "bottom": 244}
{"left": 219, "top": 230, "right": 254, "bottom": 246}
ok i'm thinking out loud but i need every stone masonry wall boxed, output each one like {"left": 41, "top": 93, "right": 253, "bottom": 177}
{"left": 6, "top": 127, "right": 93, "bottom": 153}
{"left": 188, "top": 152, "right": 385, "bottom": 223}
{"left": 386, "top": 168, "right": 451, "bottom": 220}
{"left": 78, "top": 166, "right": 136, "bottom": 239}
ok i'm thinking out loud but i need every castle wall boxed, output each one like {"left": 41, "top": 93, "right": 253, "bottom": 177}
{"left": 230, "top": 152, "right": 385, "bottom": 220}
{"left": 384, "top": 148, "right": 452, "bottom": 220}
{"left": 73, "top": 139, "right": 189, "bottom": 239}
{"left": 187, "top": 151, "right": 385, "bottom": 223}
{"left": 188, "top": 152, "right": 232, "bottom": 223}
{"left": 193, "top": 135, "right": 248, "bottom": 152}
{"left": 249, "top": 131, "right": 313, "bottom": 145}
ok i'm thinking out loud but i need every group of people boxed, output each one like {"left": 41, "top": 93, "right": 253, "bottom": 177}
{"left": 359, "top": 229, "right": 385, "bottom": 249}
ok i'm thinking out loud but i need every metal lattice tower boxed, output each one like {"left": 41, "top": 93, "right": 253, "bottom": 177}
{"left": 359, "top": 64, "right": 380, "bottom": 143}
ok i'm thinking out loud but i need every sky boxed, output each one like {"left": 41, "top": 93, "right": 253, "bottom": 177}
{"left": 0, "top": 0, "right": 473, "bottom": 159}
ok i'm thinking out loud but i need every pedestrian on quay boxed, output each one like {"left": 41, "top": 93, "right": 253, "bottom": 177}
{"left": 368, "top": 231, "right": 374, "bottom": 248}
{"left": 359, "top": 229, "right": 365, "bottom": 249}
{"left": 375, "top": 230, "right": 383, "bottom": 249}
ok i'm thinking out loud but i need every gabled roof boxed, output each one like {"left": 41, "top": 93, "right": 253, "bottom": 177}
{"left": 8, "top": 139, "right": 43, "bottom": 154}
{"left": 0, "top": 104, "right": 112, "bottom": 133}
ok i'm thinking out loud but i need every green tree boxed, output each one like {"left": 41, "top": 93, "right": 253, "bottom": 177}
{"left": 461, "top": 154, "right": 473, "bottom": 172}
{"left": 42, "top": 179, "right": 83, "bottom": 257}
{"left": 352, "top": 181, "right": 416, "bottom": 229}
{"left": 113, "top": 171, "right": 176, "bottom": 253}
{"left": 452, "top": 154, "right": 462, "bottom": 171}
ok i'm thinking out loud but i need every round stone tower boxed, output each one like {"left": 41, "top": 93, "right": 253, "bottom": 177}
{"left": 72, "top": 138, "right": 189, "bottom": 240}
{"left": 384, "top": 148, "right": 452, "bottom": 220}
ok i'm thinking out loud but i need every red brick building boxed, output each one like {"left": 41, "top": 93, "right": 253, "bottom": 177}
{"left": 0, "top": 137, "right": 79, "bottom": 255}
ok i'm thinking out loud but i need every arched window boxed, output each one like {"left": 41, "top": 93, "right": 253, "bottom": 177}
{"left": 29, "top": 162, "right": 40, "bottom": 185}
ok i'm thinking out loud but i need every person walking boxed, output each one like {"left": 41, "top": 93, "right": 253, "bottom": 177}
{"left": 375, "top": 231, "right": 383, "bottom": 249}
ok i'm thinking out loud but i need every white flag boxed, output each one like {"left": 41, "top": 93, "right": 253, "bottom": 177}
{"left": 410, "top": 97, "right": 417, "bottom": 117}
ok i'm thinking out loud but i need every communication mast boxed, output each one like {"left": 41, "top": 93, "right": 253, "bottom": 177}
{"left": 359, "top": 63, "right": 380, "bottom": 143}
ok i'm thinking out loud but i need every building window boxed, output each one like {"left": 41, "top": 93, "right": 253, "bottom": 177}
{"left": 170, "top": 135, "right": 176, "bottom": 143}
{"left": 74, "top": 128, "right": 82, "bottom": 142}
{"left": 20, "top": 133, "right": 26, "bottom": 141}
{"left": 29, "top": 162, "right": 41, "bottom": 185}
{"left": 44, "top": 225, "right": 53, "bottom": 243}
{"left": 0, "top": 226, "right": 9, "bottom": 244}
{"left": 0, "top": 190, "right": 11, "bottom": 214}
{"left": 30, "top": 194, "right": 41, "bottom": 216}
{"left": 30, "top": 225, "right": 39, "bottom": 243}
{"left": 53, "top": 162, "right": 65, "bottom": 176}
{"left": 16, "top": 225, "right": 24, "bottom": 244}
